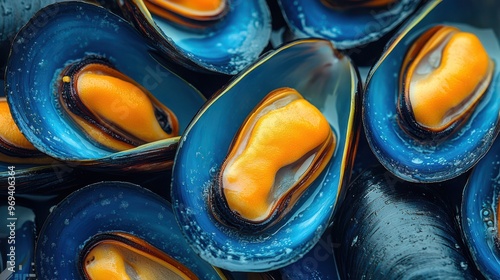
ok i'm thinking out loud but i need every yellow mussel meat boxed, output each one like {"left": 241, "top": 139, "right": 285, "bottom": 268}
{"left": 213, "top": 87, "right": 335, "bottom": 230}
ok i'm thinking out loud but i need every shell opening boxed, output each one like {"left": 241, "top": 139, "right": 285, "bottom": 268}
{"left": 82, "top": 232, "right": 197, "bottom": 280}
{"left": 398, "top": 25, "right": 494, "bottom": 141}
{"left": 58, "top": 56, "right": 179, "bottom": 152}
{"left": 211, "top": 87, "right": 335, "bottom": 231}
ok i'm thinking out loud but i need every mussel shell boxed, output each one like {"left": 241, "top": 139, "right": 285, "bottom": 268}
{"left": 171, "top": 39, "right": 360, "bottom": 272}
{"left": 276, "top": 0, "right": 422, "bottom": 50}
{"left": 5, "top": 2, "right": 205, "bottom": 172}
{"left": 333, "top": 166, "right": 479, "bottom": 279}
{"left": 35, "top": 181, "right": 223, "bottom": 279}
{"left": 462, "top": 136, "right": 500, "bottom": 279}
{"left": 113, "top": 0, "right": 272, "bottom": 75}
{"left": 363, "top": 0, "right": 500, "bottom": 182}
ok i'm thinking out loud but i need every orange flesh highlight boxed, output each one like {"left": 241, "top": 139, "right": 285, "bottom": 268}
{"left": 406, "top": 26, "right": 493, "bottom": 130}
{"left": 84, "top": 238, "right": 196, "bottom": 280}
{"left": 145, "top": 0, "right": 226, "bottom": 19}
{"left": 77, "top": 72, "right": 173, "bottom": 142}
{"left": 222, "top": 88, "right": 333, "bottom": 221}
{"left": 0, "top": 99, "right": 36, "bottom": 150}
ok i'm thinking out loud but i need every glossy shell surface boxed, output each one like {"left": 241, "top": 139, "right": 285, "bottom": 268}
{"left": 5, "top": 2, "right": 205, "bottom": 171}
{"left": 35, "top": 181, "right": 222, "bottom": 279}
{"left": 462, "top": 137, "right": 500, "bottom": 279}
{"left": 117, "top": 0, "right": 271, "bottom": 75}
{"left": 171, "top": 39, "right": 360, "bottom": 272}
{"left": 277, "top": 0, "right": 421, "bottom": 49}
{"left": 334, "top": 166, "right": 478, "bottom": 279}
{"left": 363, "top": 0, "right": 500, "bottom": 182}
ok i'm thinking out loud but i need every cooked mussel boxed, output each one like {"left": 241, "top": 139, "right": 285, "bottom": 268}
{"left": 171, "top": 39, "right": 360, "bottom": 272}
{"left": 210, "top": 87, "right": 335, "bottom": 231}
{"left": 0, "top": 97, "right": 50, "bottom": 163}
{"left": 363, "top": 0, "right": 500, "bottom": 182}
{"left": 36, "top": 181, "right": 223, "bottom": 279}
{"left": 109, "top": 0, "right": 271, "bottom": 74}
{"left": 58, "top": 56, "right": 178, "bottom": 151}
{"left": 5, "top": 2, "right": 205, "bottom": 172}
{"left": 398, "top": 25, "right": 494, "bottom": 141}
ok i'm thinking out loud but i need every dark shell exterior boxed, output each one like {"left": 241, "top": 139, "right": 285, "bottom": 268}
{"left": 333, "top": 166, "right": 479, "bottom": 279}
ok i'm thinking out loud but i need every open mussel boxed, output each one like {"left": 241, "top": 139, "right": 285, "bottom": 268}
{"left": 333, "top": 166, "right": 479, "bottom": 279}
{"left": 5, "top": 2, "right": 205, "bottom": 172}
{"left": 107, "top": 0, "right": 271, "bottom": 75}
{"left": 276, "top": 0, "right": 422, "bottom": 50}
{"left": 211, "top": 87, "right": 335, "bottom": 231}
{"left": 171, "top": 39, "right": 360, "bottom": 271}
{"left": 363, "top": 0, "right": 500, "bottom": 182}
{"left": 462, "top": 136, "right": 500, "bottom": 279}
{"left": 36, "top": 181, "right": 223, "bottom": 279}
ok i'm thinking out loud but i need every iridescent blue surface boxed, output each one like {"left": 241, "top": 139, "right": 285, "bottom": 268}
{"left": 277, "top": 0, "right": 421, "bottom": 49}
{"left": 123, "top": 0, "right": 271, "bottom": 75}
{"left": 5, "top": 2, "right": 205, "bottom": 170}
{"left": 363, "top": 0, "right": 500, "bottom": 182}
{"left": 35, "top": 181, "right": 222, "bottom": 279}
{"left": 171, "top": 39, "right": 360, "bottom": 272}
{"left": 462, "top": 137, "right": 500, "bottom": 279}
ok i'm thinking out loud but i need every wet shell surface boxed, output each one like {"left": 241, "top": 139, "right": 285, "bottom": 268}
{"left": 35, "top": 181, "right": 223, "bottom": 279}
{"left": 363, "top": 0, "right": 500, "bottom": 182}
{"left": 462, "top": 136, "right": 500, "bottom": 279}
{"left": 114, "top": 0, "right": 272, "bottom": 74}
{"left": 171, "top": 39, "right": 360, "bottom": 272}
{"left": 277, "top": 0, "right": 421, "bottom": 49}
{"left": 333, "top": 166, "right": 479, "bottom": 279}
{"left": 5, "top": 2, "right": 205, "bottom": 172}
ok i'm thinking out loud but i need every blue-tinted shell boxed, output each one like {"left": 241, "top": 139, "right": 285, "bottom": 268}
{"left": 115, "top": 0, "right": 271, "bottom": 75}
{"left": 35, "top": 181, "right": 223, "bottom": 279}
{"left": 462, "top": 137, "right": 500, "bottom": 279}
{"left": 5, "top": 2, "right": 205, "bottom": 172}
{"left": 363, "top": 0, "right": 500, "bottom": 182}
{"left": 276, "top": 0, "right": 421, "bottom": 50}
{"left": 171, "top": 39, "right": 360, "bottom": 272}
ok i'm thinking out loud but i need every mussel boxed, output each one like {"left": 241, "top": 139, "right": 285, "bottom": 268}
{"left": 171, "top": 39, "right": 360, "bottom": 271}
{"left": 36, "top": 181, "right": 224, "bottom": 279}
{"left": 210, "top": 87, "right": 335, "bottom": 231}
{"left": 107, "top": 0, "right": 272, "bottom": 75}
{"left": 397, "top": 25, "right": 494, "bottom": 141}
{"left": 5, "top": 2, "right": 205, "bottom": 172}
{"left": 276, "top": 0, "right": 422, "bottom": 50}
{"left": 363, "top": 0, "right": 500, "bottom": 182}
{"left": 333, "top": 166, "right": 479, "bottom": 279}
{"left": 462, "top": 136, "right": 500, "bottom": 279}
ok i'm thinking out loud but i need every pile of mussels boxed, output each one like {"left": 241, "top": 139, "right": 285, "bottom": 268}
{"left": 1, "top": 0, "right": 500, "bottom": 279}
